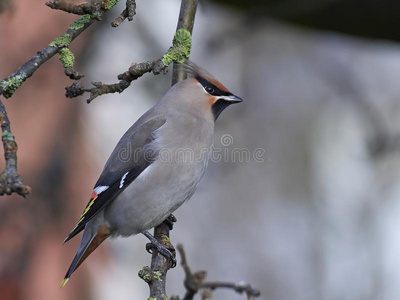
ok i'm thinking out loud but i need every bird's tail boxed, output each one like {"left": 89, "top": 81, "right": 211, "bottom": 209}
{"left": 61, "top": 224, "right": 110, "bottom": 287}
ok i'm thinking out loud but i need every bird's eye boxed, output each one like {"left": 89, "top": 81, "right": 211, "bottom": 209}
{"left": 205, "top": 85, "right": 214, "bottom": 94}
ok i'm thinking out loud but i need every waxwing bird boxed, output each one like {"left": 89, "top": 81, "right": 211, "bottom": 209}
{"left": 61, "top": 60, "right": 242, "bottom": 287}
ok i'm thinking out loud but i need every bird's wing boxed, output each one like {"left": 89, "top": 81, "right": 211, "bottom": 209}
{"left": 64, "top": 116, "right": 166, "bottom": 243}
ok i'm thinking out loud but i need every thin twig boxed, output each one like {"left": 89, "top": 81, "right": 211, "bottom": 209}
{"left": 45, "top": 0, "right": 102, "bottom": 18}
{"left": 177, "top": 244, "right": 261, "bottom": 300}
{"left": 64, "top": 67, "right": 85, "bottom": 80}
{"left": 178, "top": 243, "right": 206, "bottom": 300}
{"left": 202, "top": 282, "right": 261, "bottom": 300}
{"left": 0, "top": 99, "right": 31, "bottom": 197}
{"left": 66, "top": 21, "right": 193, "bottom": 103}
{"left": 111, "top": 0, "right": 136, "bottom": 27}
{"left": 66, "top": 60, "right": 166, "bottom": 103}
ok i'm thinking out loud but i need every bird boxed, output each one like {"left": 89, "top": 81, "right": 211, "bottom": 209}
{"left": 61, "top": 60, "right": 242, "bottom": 287}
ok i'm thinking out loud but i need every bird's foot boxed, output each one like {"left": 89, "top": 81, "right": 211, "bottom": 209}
{"left": 143, "top": 231, "right": 177, "bottom": 268}
{"left": 164, "top": 214, "right": 177, "bottom": 230}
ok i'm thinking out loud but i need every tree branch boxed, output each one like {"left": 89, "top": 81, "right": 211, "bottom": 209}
{"left": 0, "top": 19, "right": 92, "bottom": 98}
{"left": 0, "top": 1, "right": 188, "bottom": 196}
{"left": 45, "top": 0, "right": 102, "bottom": 18}
{"left": 0, "top": 1, "right": 132, "bottom": 197}
{"left": 111, "top": 0, "right": 136, "bottom": 27}
{"left": 66, "top": 26, "right": 192, "bottom": 103}
{"left": 0, "top": 0, "right": 123, "bottom": 196}
{"left": 176, "top": 244, "right": 261, "bottom": 300}
{"left": 66, "top": 60, "right": 167, "bottom": 103}
{"left": 139, "top": 221, "right": 176, "bottom": 300}
{"left": 0, "top": 0, "right": 127, "bottom": 99}
{"left": 0, "top": 99, "right": 31, "bottom": 197}
{"left": 0, "top": 1, "right": 130, "bottom": 196}
{"left": 171, "top": 0, "right": 198, "bottom": 85}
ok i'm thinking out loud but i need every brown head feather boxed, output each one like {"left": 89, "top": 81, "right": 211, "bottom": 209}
{"left": 181, "top": 60, "right": 229, "bottom": 93}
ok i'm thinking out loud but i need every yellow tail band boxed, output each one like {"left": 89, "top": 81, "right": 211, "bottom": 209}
{"left": 60, "top": 278, "right": 69, "bottom": 288}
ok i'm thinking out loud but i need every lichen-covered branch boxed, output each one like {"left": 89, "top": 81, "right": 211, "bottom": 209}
{"left": 162, "top": 29, "right": 192, "bottom": 66}
{"left": 0, "top": 99, "right": 31, "bottom": 197}
{"left": 171, "top": 0, "right": 198, "bottom": 85}
{"left": 66, "top": 28, "right": 192, "bottom": 103}
{"left": 0, "top": 19, "right": 91, "bottom": 98}
{"left": 0, "top": 0, "right": 127, "bottom": 197}
{"left": 176, "top": 244, "right": 261, "bottom": 300}
{"left": 45, "top": 0, "right": 102, "bottom": 18}
{"left": 111, "top": 0, "right": 136, "bottom": 27}
{"left": 66, "top": 60, "right": 166, "bottom": 103}
{"left": 0, "top": 0, "right": 123, "bottom": 99}
{"left": 139, "top": 221, "right": 176, "bottom": 300}
{"left": 59, "top": 47, "right": 85, "bottom": 80}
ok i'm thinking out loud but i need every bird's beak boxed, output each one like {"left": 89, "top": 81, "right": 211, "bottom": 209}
{"left": 219, "top": 94, "right": 243, "bottom": 103}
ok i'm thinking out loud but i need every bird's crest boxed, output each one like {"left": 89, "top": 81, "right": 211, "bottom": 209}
{"left": 180, "top": 60, "right": 229, "bottom": 93}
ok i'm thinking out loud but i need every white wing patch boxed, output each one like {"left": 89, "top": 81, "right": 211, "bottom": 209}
{"left": 119, "top": 172, "right": 129, "bottom": 188}
{"left": 94, "top": 185, "right": 109, "bottom": 194}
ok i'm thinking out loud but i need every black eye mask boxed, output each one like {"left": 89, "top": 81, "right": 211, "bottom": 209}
{"left": 195, "top": 76, "right": 232, "bottom": 97}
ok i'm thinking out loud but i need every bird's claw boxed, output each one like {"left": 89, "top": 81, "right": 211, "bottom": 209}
{"left": 143, "top": 231, "right": 177, "bottom": 268}
{"left": 145, "top": 241, "right": 177, "bottom": 268}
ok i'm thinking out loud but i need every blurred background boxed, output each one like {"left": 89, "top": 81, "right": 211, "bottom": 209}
{"left": 1, "top": 0, "right": 400, "bottom": 299}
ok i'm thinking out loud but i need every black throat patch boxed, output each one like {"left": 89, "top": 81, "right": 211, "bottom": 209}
{"left": 212, "top": 99, "right": 232, "bottom": 120}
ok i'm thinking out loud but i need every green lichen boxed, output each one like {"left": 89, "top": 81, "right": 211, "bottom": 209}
{"left": 103, "top": 0, "right": 120, "bottom": 10}
{"left": 1, "top": 130, "right": 14, "bottom": 141}
{"left": 0, "top": 72, "right": 27, "bottom": 98}
{"left": 69, "top": 14, "right": 91, "bottom": 30}
{"left": 59, "top": 48, "right": 75, "bottom": 68}
{"left": 49, "top": 34, "right": 72, "bottom": 47}
{"left": 0, "top": 171, "right": 7, "bottom": 181}
{"left": 139, "top": 266, "right": 164, "bottom": 283}
{"left": 162, "top": 29, "right": 192, "bottom": 66}
{"left": 139, "top": 266, "right": 152, "bottom": 282}
{"left": 148, "top": 298, "right": 157, "bottom": 300}
{"left": 162, "top": 296, "right": 168, "bottom": 300}
{"left": 153, "top": 271, "right": 163, "bottom": 282}
{"left": 161, "top": 236, "right": 171, "bottom": 244}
